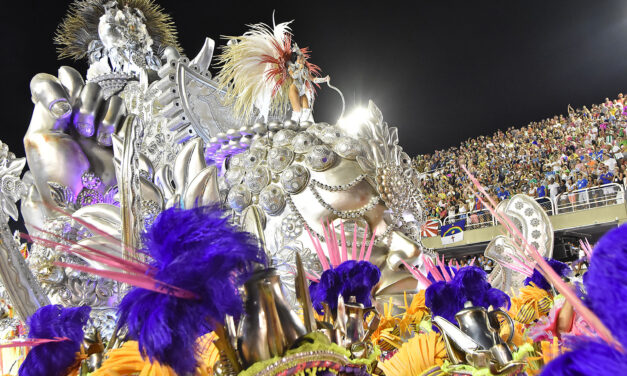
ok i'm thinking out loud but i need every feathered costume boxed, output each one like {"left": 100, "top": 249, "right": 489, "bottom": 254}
{"left": 215, "top": 19, "right": 321, "bottom": 122}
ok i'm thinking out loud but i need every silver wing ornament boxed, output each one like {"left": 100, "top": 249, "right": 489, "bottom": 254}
{"left": 154, "top": 37, "right": 240, "bottom": 145}
{"left": 485, "top": 194, "right": 554, "bottom": 294}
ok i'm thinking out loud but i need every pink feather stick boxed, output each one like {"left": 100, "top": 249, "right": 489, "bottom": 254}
{"left": 329, "top": 219, "right": 341, "bottom": 265}
{"left": 340, "top": 220, "right": 348, "bottom": 263}
{"left": 364, "top": 227, "right": 377, "bottom": 262}
{"left": 22, "top": 225, "right": 151, "bottom": 275}
{"left": 21, "top": 233, "right": 151, "bottom": 277}
{"left": 400, "top": 259, "right": 432, "bottom": 287}
{"left": 351, "top": 223, "right": 358, "bottom": 261}
{"left": 436, "top": 254, "right": 452, "bottom": 282}
{"left": 454, "top": 260, "right": 460, "bottom": 268}
{"left": 579, "top": 240, "right": 590, "bottom": 259}
{"left": 508, "top": 251, "right": 535, "bottom": 272}
{"left": 321, "top": 219, "right": 337, "bottom": 267}
{"left": 585, "top": 238, "right": 593, "bottom": 257}
{"left": 54, "top": 262, "right": 197, "bottom": 299}
{"left": 304, "top": 224, "right": 330, "bottom": 270}
{"left": 0, "top": 337, "right": 70, "bottom": 349}
{"left": 469, "top": 257, "right": 476, "bottom": 266}
{"left": 580, "top": 239, "right": 593, "bottom": 259}
{"left": 44, "top": 203, "right": 138, "bottom": 260}
{"left": 285, "top": 268, "right": 320, "bottom": 283}
{"left": 462, "top": 164, "right": 619, "bottom": 349}
{"left": 499, "top": 260, "right": 533, "bottom": 277}
{"left": 306, "top": 272, "right": 320, "bottom": 283}
{"left": 359, "top": 223, "right": 369, "bottom": 261}
{"left": 448, "top": 259, "right": 454, "bottom": 268}
{"left": 422, "top": 254, "right": 444, "bottom": 282}
{"left": 326, "top": 219, "right": 340, "bottom": 267}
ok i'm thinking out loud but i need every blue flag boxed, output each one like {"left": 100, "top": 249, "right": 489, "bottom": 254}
{"left": 441, "top": 220, "right": 466, "bottom": 237}
{"left": 440, "top": 220, "right": 466, "bottom": 245}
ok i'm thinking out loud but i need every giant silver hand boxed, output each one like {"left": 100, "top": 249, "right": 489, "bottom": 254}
{"left": 23, "top": 66, "right": 125, "bottom": 227}
{"left": 21, "top": 67, "right": 128, "bottom": 337}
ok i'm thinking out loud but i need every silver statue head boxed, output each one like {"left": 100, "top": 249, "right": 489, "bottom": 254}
{"left": 88, "top": 1, "right": 161, "bottom": 79}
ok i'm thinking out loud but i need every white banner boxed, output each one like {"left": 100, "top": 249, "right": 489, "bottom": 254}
{"left": 441, "top": 231, "right": 464, "bottom": 245}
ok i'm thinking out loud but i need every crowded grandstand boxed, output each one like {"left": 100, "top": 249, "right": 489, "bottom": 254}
{"left": 415, "top": 94, "right": 627, "bottom": 268}
{"left": 415, "top": 95, "right": 626, "bottom": 221}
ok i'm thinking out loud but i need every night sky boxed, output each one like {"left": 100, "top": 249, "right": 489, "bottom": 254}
{"left": 2, "top": 0, "right": 627, "bottom": 159}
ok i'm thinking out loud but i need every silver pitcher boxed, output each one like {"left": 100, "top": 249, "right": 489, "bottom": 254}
{"left": 455, "top": 302, "right": 514, "bottom": 350}
{"left": 433, "top": 302, "right": 521, "bottom": 374}
{"left": 237, "top": 268, "right": 306, "bottom": 367}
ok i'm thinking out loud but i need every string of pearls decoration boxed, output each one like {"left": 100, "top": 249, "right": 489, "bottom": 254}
{"left": 284, "top": 194, "right": 394, "bottom": 246}
{"left": 309, "top": 184, "right": 380, "bottom": 219}
{"left": 309, "top": 174, "right": 368, "bottom": 192}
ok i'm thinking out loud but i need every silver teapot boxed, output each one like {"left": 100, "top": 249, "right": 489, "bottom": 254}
{"left": 433, "top": 302, "right": 523, "bottom": 374}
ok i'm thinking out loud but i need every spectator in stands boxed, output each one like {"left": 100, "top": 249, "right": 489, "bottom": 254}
{"left": 497, "top": 186, "right": 510, "bottom": 200}
{"left": 458, "top": 202, "right": 468, "bottom": 220}
{"left": 528, "top": 181, "right": 537, "bottom": 197}
{"left": 600, "top": 165, "right": 613, "bottom": 185}
{"left": 576, "top": 172, "right": 589, "bottom": 209}
{"left": 589, "top": 175, "right": 603, "bottom": 207}
{"left": 548, "top": 177, "right": 560, "bottom": 201}
{"left": 537, "top": 181, "right": 547, "bottom": 198}
{"left": 566, "top": 176, "right": 577, "bottom": 211}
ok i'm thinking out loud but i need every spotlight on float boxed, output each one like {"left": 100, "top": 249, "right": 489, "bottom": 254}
{"left": 338, "top": 106, "right": 370, "bottom": 128}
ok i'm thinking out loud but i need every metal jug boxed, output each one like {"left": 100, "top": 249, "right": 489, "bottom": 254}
{"left": 237, "top": 268, "right": 306, "bottom": 367}
{"left": 433, "top": 302, "right": 518, "bottom": 371}
{"left": 454, "top": 302, "right": 514, "bottom": 350}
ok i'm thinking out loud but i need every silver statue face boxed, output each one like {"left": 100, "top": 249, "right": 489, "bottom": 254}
{"left": 288, "top": 158, "right": 421, "bottom": 297}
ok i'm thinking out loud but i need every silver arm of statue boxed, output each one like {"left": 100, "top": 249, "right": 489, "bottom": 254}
{"left": 0, "top": 222, "right": 50, "bottom": 320}
{"left": 314, "top": 76, "right": 345, "bottom": 122}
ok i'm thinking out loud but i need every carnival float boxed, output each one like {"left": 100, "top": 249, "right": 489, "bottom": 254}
{"left": 0, "top": 1, "right": 624, "bottom": 375}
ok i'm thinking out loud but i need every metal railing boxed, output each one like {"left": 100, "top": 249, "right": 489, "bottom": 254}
{"left": 434, "top": 183, "right": 625, "bottom": 235}
{"left": 555, "top": 183, "right": 625, "bottom": 214}
{"left": 534, "top": 197, "right": 556, "bottom": 215}
{"left": 444, "top": 209, "right": 494, "bottom": 230}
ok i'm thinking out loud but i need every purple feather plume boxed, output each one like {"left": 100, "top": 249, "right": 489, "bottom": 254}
{"left": 540, "top": 339, "right": 627, "bottom": 375}
{"left": 524, "top": 258, "right": 571, "bottom": 291}
{"left": 582, "top": 224, "right": 627, "bottom": 347}
{"left": 451, "top": 266, "right": 490, "bottom": 302}
{"left": 425, "top": 281, "right": 465, "bottom": 323}
{"left": 117, "top": 206, "right": 265, "bottom": 375}
{"left": 540, "top": 225, "right": 627, "bottom": 374}
{"left": 425, "top": 266, "right": 510, "bottom": 324}
{"left": 19, "top": 304, "right": 90, "bottom": 376}
{"left": 309, "top": 260, "right": 380, "bottom": 314}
